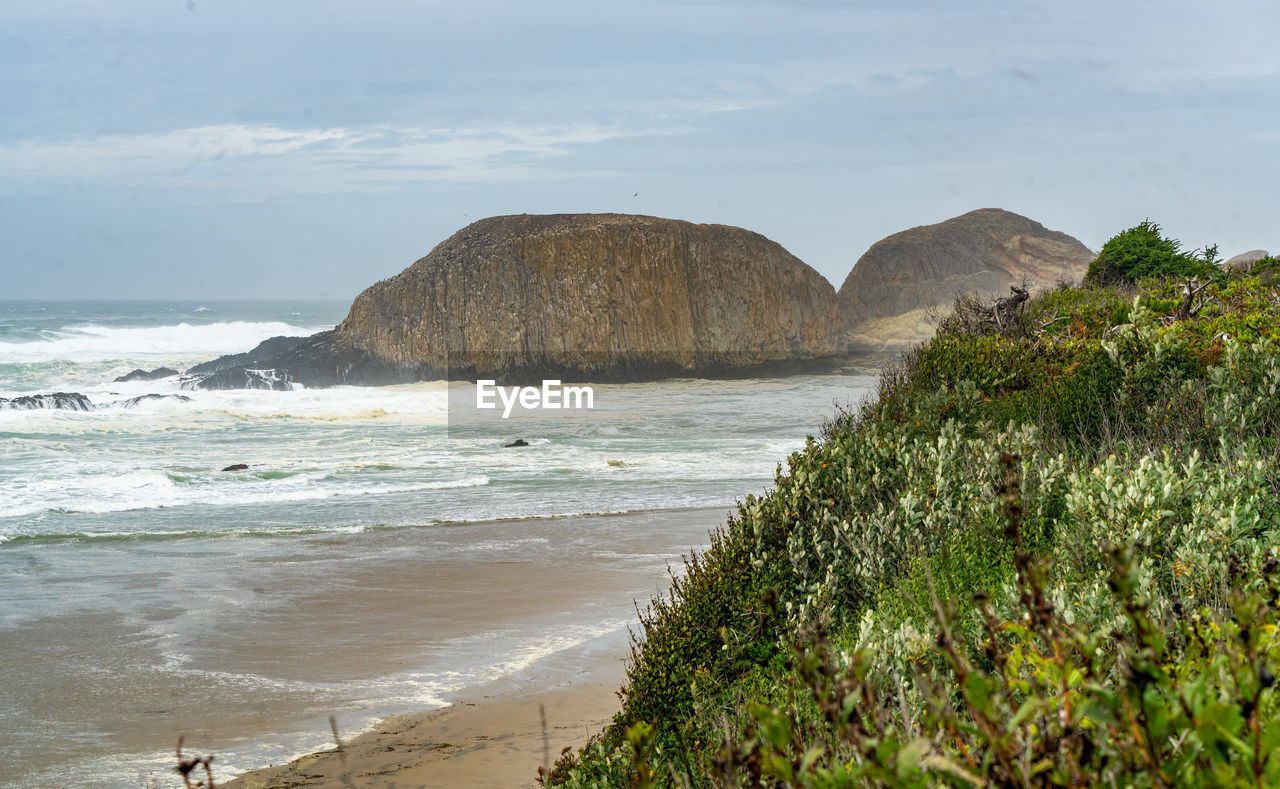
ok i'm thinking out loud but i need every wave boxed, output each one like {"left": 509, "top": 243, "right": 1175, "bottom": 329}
{"left": 0, "top": 385, "right": 450, "bottom": 424}
{"left": 0, "top": 502, "right": 730, "bottom": 547}
{"left": 0, "top": 524, "right": 378, "bottom": 546}
{"left": 0, "top": 473, "right": 492, "bottom": 521}
{"left": 0, "top": 320, "right": 331, "bottom": 364}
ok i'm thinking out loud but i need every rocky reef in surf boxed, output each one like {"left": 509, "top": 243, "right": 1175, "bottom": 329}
{"left": 182, "top": 332, "right": 404, "bottom": 390}
{"left": 117, "top": 393, "right": 193, "bottom": 408}
{"left": 114, "top": 367, "right": 179, "bottom": 383}
{"left": 186, "top": 214, "right": 844, "bottom": 387}
{"left": 0, "top": 392, "right": 192, "bottom": 410}
{"left": 0, "top": 392, "right": 95, "bottom": 411}
{"left": 838, "top": 208, "right": 1094, "bottom": 352}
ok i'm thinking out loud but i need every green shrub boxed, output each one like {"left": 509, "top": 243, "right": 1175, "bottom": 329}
{"left": 722, "top": 545, "right": 1280, "bottom": 788}
{"left": 616, "top": 512, "right": 785, "bottom": 736}
{"left": 1085, "top": 220, "right": 1222, "bottom": 285}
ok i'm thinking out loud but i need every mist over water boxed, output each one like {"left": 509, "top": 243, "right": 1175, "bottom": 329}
{"left": 0, "top": 301, "right": 877, "bottom": 787}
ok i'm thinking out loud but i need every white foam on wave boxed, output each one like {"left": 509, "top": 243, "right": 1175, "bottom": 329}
{"left": 0, "top": 469, "right": 491, "bottom": 521}
{"left": 194, "top": 382, "right": 449, "bottom": 420}
{"left": 0, "top": 381, "right": 451, "bottom": 426}
{"left": 0, "top": 320, "right": 330, "bottom": 363}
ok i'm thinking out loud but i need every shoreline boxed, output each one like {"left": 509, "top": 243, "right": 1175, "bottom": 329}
{"left": 223, "top": 628, "right": 632, "bottom": 789}
{"left": 4, "top": 505, "right": 737, "bottom": 788}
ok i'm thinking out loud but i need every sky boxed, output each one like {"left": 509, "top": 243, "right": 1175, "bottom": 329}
{"left": 1, "top": 0, "right": 1278, "bottom": 301}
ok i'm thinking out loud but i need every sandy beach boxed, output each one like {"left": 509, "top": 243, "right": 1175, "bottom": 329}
{"left": 3, "top": 506, "right": 742, "bottom": 788}
{"left": 225, "top": 629, "right": 629, "bottom": 789}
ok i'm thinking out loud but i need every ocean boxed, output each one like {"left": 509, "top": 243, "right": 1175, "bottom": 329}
{"left": 0, "top": 301, "right": 877, "bottom": 787}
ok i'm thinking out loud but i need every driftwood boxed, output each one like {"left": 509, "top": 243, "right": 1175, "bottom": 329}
{"left": 1165, "top": 277, "right": 1212, "bottom": 325}
{"left": 939, "top": 285, "right": 1035, "bottom": 338}
{"left": 993, "top": 286, "right": 1030, "bottom": 332}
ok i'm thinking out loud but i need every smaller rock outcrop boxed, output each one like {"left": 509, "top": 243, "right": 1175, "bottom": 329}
{"left": 838, "top": 208, "right": 1094, "bottom": 352}
{"left": 183, "top": 332, "right": 408, "bottom": 390}
{"left": 1225, "top": 250, "right": 1272, "bottom": 271}
{"left": 504, "top": 439, "right": 530, "bottom": 448}
{"left": 185, "top": 336, "right": 309, "bottom": 390}
{"left": 115, "top": 393, "right": 193, "bottom": 408}
{"left": 0, "top": 392, "right": 197, "bottom": 411}
{"left": 0, "top": 392, "right": 94, "bottom": 411}
{"left": 221, "top": 463, "right": 250, "bottom": 472}
{"left": 114, "top": 367, "right": 179, "bottom": 383}
{"left": 189, "top": 367, "right": 294, "bottom": 391}
{"left": 186, "top": 336, "right": 307, "bottom": 376}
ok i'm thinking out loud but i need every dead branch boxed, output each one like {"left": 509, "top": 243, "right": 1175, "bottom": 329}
{"left": 1172, "top": 277, "right": 1210, "bottom": 323}
{"left": 175, "top": 736, "right": 216, "bottom": 789}
{"left": 993, "top": 286, "right": 1030, "bottom": 332}
{"left": 939, "top": 286, "right": 1033, "bottom": 339}
{"left": 1038, "top": 313, "right": 1067, "bottom": 331}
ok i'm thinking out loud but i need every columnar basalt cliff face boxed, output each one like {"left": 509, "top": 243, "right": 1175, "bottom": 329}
{"left": 335, "top": 214, "right": 842, "bottom": 381}
{"left": 838, "top": 208, "right": 1094, "bottom": 351}
{"left": 192, "top": 214, "right": 842, "bottom": 387}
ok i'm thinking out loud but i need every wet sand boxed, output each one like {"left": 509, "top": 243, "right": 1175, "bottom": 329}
{"left": 225, "top": 630, "right": 629, "bottom": 789}
{"left": 3, "top": 507, "right": 730, "bottom": 788}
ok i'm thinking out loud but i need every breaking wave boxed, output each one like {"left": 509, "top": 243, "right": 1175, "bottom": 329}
{"left": 0, "top": 320, "right": 329, "bottom": 364}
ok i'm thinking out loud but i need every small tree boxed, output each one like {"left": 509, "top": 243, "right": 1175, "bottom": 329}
{"left": 1086, "top": 219, "right": 1220, "bottom": 285}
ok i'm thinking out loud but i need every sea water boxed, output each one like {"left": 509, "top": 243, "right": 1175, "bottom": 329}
{"left": 0, "top": 301, "right": 877, "bottom": 787}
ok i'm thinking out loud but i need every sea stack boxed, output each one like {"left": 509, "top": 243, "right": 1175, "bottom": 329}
{"left": 192, "top": 214, "right": 843, "bottom": 387}
{"left": 838, "top": 208, "right": 1094, "bottom": 352}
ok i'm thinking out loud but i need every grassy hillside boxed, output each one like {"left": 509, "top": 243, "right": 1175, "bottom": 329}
{"left": 545, "top": 227, "right": 1280, "bottom": 787}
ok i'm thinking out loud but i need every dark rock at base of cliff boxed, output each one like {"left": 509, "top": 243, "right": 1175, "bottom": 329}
{"left": 194, "top": 367, "right": 294, "bottom": 391}
{"left": 448, "top": 349, "right": 849, "bottom": 386}
{"left": 504, "top": 439, "right": 529, "bottom": 447}
{"left": 0, "top": 392, "right": 94, "bottom": 411}
{"left": 187, "top": 335, "right": 308, "bottom": 376}
{"left": 114, "top": 367, "right": 179, "bottom": 383}
{"left": 185, "top": 335, "right": 305, "bottom": 389}
{"left": 185, "top": 331, "right": 424, "bottom": 390}
{"left": 221, "top": 464, "right": 249, "bottom": 472}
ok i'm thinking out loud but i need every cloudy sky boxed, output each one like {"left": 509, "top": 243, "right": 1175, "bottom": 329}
{"left": 2, "top": 0, "right": 1277, "bottom": 300}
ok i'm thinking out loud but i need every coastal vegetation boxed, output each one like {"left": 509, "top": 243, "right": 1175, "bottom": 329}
{"left": 1084, "top": 219, "right": 1224, "bottom": 286}
{"left": 544, "top": 223, "right": 1280, "bottom": 787}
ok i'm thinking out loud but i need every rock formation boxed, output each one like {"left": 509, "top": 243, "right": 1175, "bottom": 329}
{"left": 189, "top": 214, "right": 843, "bottom": 387}
{"left": 1225, "top": 250, "right": 1271, "bottom": 272}
{"left": 0, "top": 392, "right": 194, "bottom": 410}
{"left": 115, "top": 393, "right": 193, "bottom": 408}
{"left": 838, "top": 208, "right": 1094, "bottom": 352}
{"left": 114, "top": 367, "right": 179, "bottom": 383}
{"left": 0, "top": 392, "right": 94, "bottom": 411}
